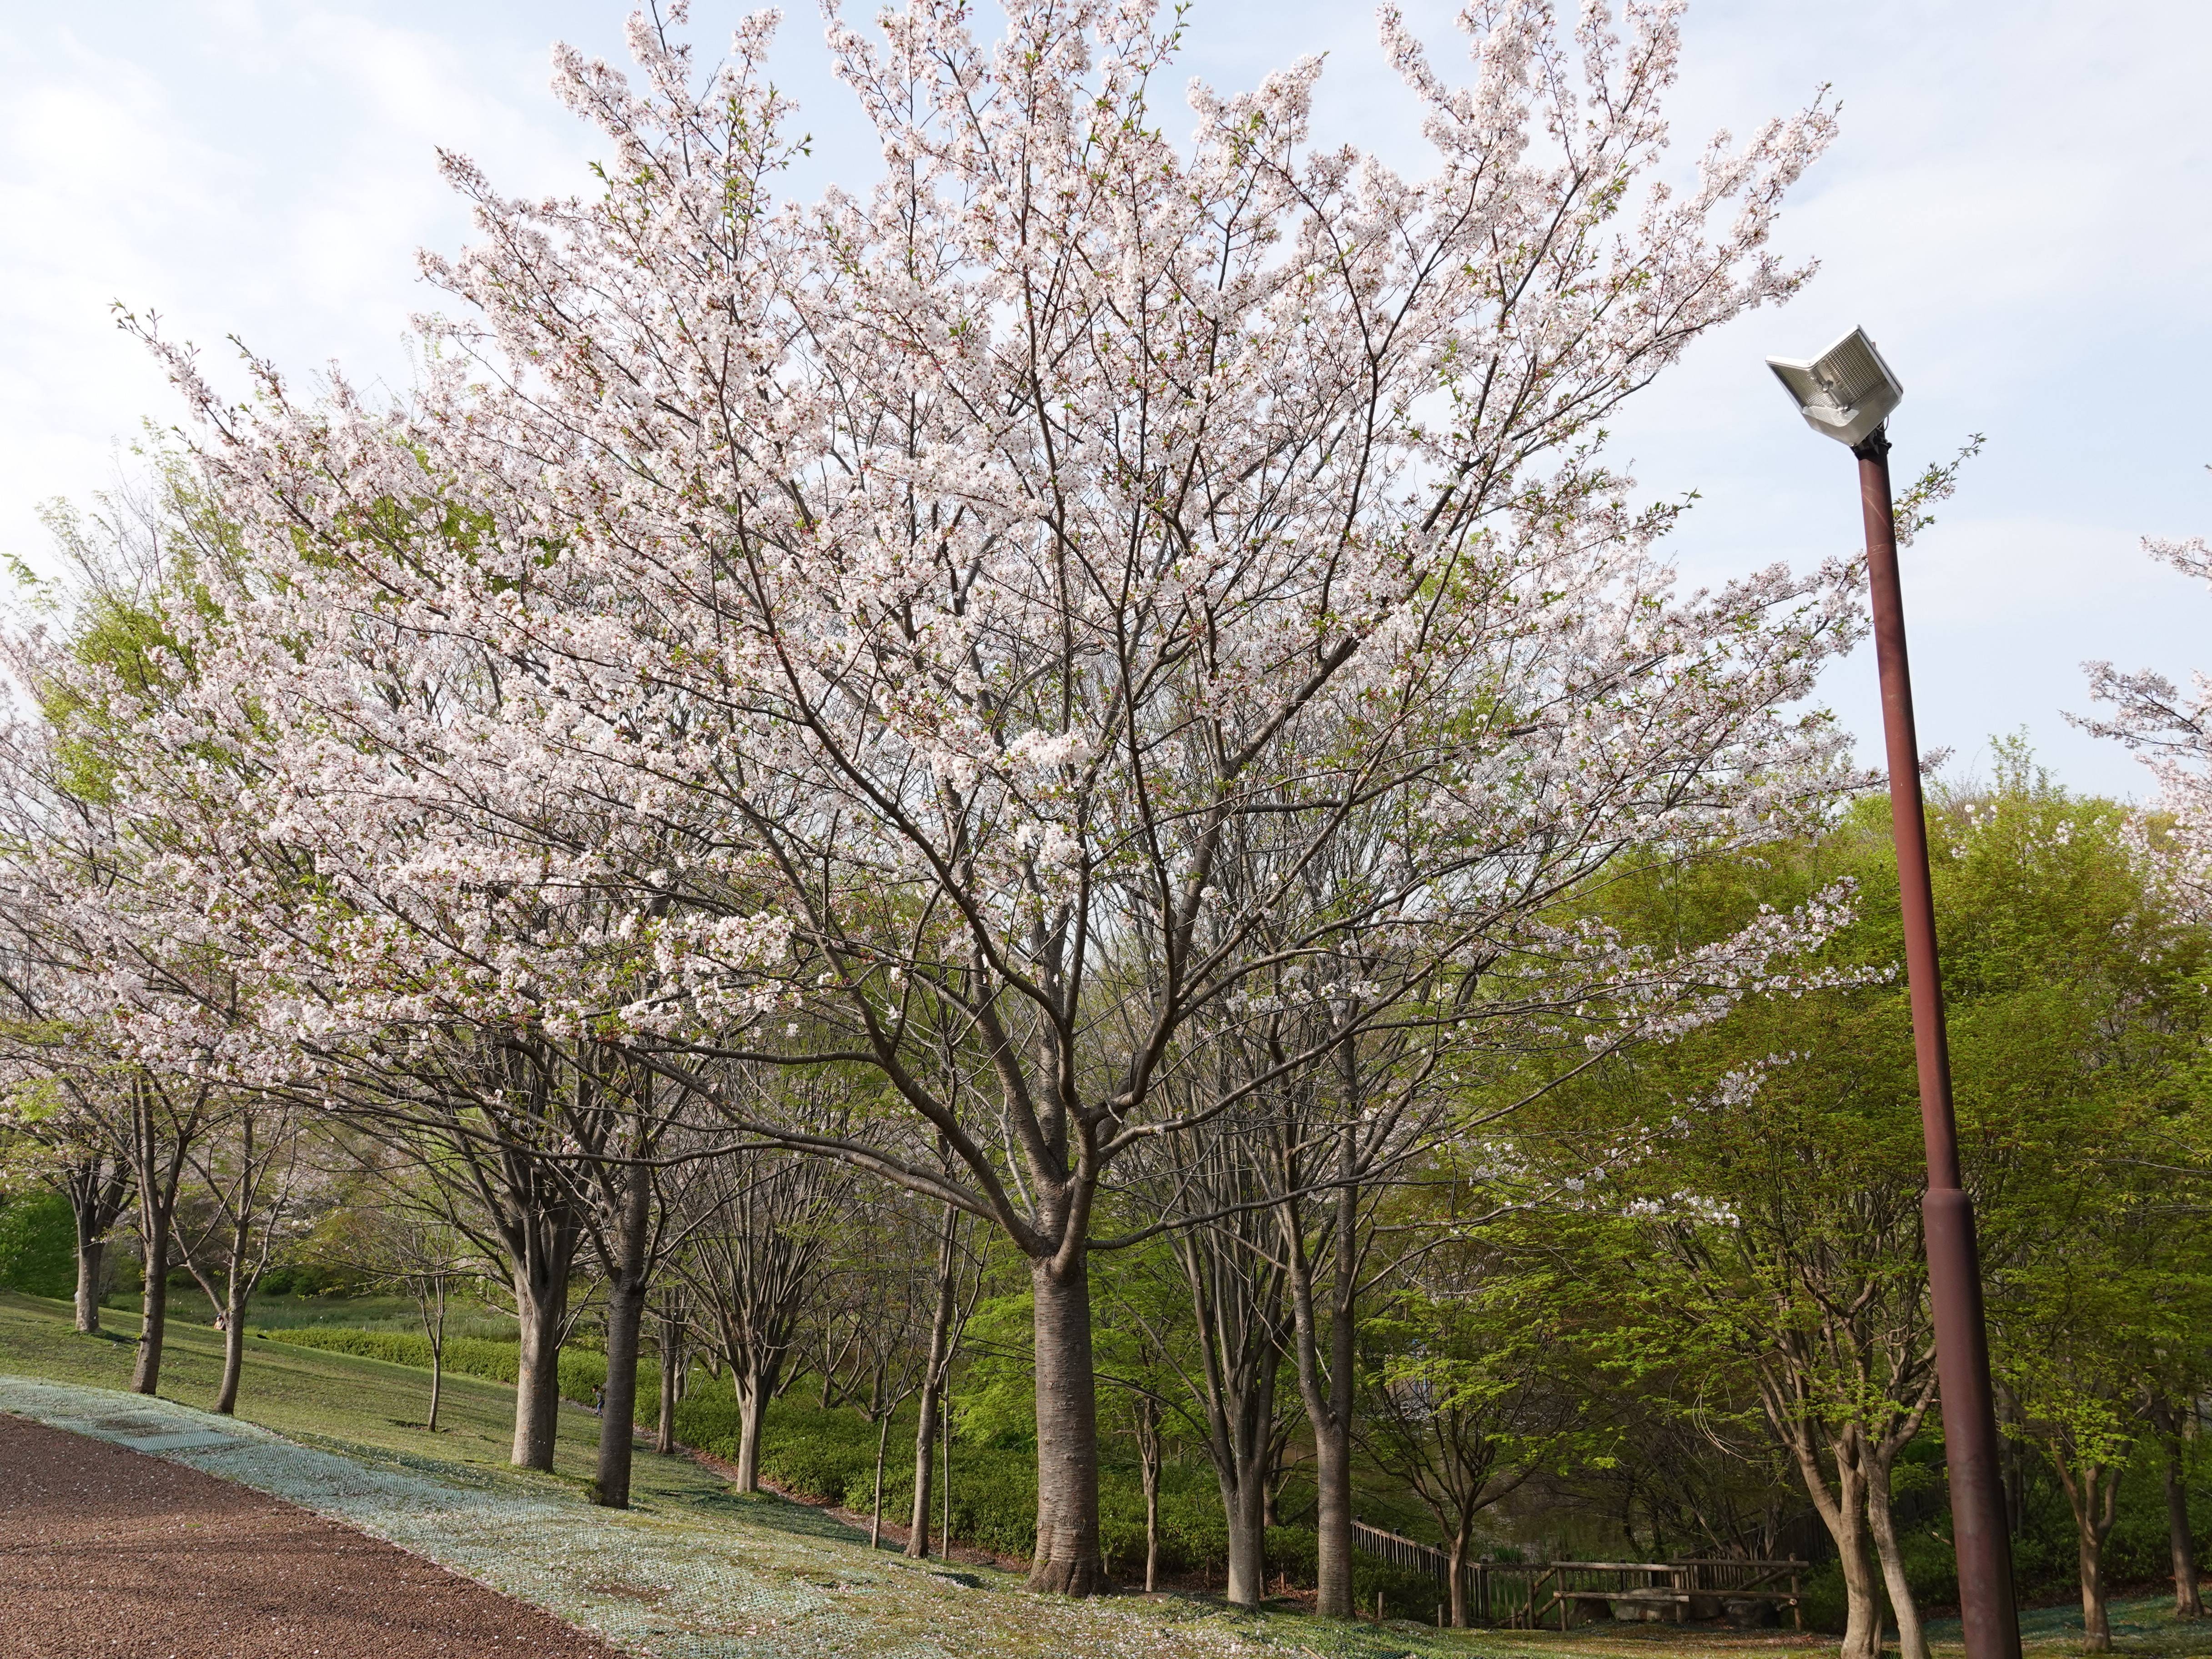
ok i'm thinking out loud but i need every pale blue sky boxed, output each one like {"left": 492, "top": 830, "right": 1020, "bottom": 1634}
{"left": 3, "top": 1, "right": 2207, "bottom": 797}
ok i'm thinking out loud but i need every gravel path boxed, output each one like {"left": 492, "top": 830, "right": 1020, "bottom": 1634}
{"left": 0, "top": 1410, "right": 622, "bottom": 1659}
{"left": 0, "top": 1373, "right": 1433, "bottom": 1659}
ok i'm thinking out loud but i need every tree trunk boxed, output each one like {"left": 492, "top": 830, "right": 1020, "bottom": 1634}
{"left": 1283, "top": 1121, "right": 1359, "bottom": 1619}
{"left": 1785, "top": 1425, "right": 1881, "bottom": 1659}
{"left": 734, "top": 1369, "right": 767, "bottom": 1492}
{"left": 66, "top": 1156, "right": 129, "bottom": 1335}
{"left": 871, "top": 1407, "right": 892, "bottom": 1549}
{"left": 424, "top": 1281, "right": 447, "bottom": 1434}
{"left": 511, "top": 1269, "right": 568, "bottom": 1471}
{"left": 1138, "top": 1399, "right": 1162, "bottom": 1594}
{"left": 131, "top": 1204, "right": 170, "bottom": 1396}
{"left": 1865, "top": 1448, "right": 1930, "bottom": 1659}
{"left": 2157, "top": 1415, "right": 2202, "bottom": 1617}
{"left": 2064, "top": 1461, "right": 2118, "bottom": 1653}
{"left": 1309, "top": 1377, "right": 1353, "bottom": 1617}
{"left": 1448, "top": 1527, "right": 1471, "bottom": 1629}
{"left": 1220, "top": 1459, "right": 1270, "bottom": 1608}
{"left": 72, "top": 1217, "right": 106, "bottom": 1334}
{"left": 907, "top": 1205, "right": 960, "bottom": 1558}
{"left": 594, "top": 1272, "right": 649, "bottom": 1506}
{"left": 212, "top": 1244, "right": 251, "bottom": 1415}
{"left": 656, "top": 1310, "right": 679, "bottom": 1455}
{"left": 2079, "top": 1503, "right": 2111, "bottom": 1651}
{"left": 592, "top": 1158, "right": 654, "bottom": 1508}
{"left": 1028, "top": 1251, "right": 1107, "bottom": 1595}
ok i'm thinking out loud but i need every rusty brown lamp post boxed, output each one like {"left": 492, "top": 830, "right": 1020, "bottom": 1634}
{"left": 1766, "top": 327, "right": 2021, "bottom": 1659}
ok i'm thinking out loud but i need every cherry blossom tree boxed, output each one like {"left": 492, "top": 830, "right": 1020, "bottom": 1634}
{"left": 2081, "top": 532, "right": 2212, "bottom": 881}
{"left": 119, "top": 0, "right": 1862, "bottom": 1594}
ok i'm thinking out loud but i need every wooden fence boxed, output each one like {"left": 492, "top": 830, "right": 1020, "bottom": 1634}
{"left": 1348, "top": 1523, "right": 1806, "bottom": 1630}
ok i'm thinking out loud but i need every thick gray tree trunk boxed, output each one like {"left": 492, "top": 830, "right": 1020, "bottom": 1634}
{"left": 1028, "top": 1252, "right": 1106, "bottom": 1595}
{"left": 211, "top": 1213, "right": 253, "bottom": 1415}
{"left": 511, "top": 1254, "right": 572, "bottom": 1470}
{"left": 1284, "top": 1143, "right": 1359, "bottom": 1621}
{"left": 1218, "top": 1455, "right": 1271, "bottom": 1608}
{"left": 66, "top": 1153, "right": 130, "bottom": 1334}
{"left": 2170, "top": 1445, "right": 2204, "bottom": 1617}
{"left": 131, "top": 1204, "right": 170, "bottom": 1396}
{"left": 734, "top": 1370, "right": 769, "bottom": 1492}
{"left": 592, "top": 1162, "right": 654, "bottom": 1508}
{"left": 2153, "top": 1408, "right": 2202, "bottom": 1617}
{"left": 74, "top": 1232, "right": 106, "bottom": 1334}
{"left": 1784, "top": 1426, "right": 1881, "bottom": 1659}
{"left": 594, "top": 1275, "right": 648, "bottom": 1504}
{"left": 1865, "top": 1451, "right": 1930, "bottom": 1659}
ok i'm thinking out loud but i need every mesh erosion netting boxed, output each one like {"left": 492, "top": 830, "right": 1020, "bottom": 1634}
{"left": 0, "top": 1375, "right": 1377, "bottom": 1659}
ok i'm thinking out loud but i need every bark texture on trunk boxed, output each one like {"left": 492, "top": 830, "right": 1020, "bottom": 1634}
{"left": 2170, "top": 1450, "right": 2205, "bottom": 1617}
{"left": 126, "top": 1082, "right": 196, "bottom": 1399}
{"left": 215, "top": 1310, "right": 247, "bottom": 1415}
{"left": 1218, "top": 1463, "right": 1269, "bottom": 1609}
{"left": 1028, "top": 1252, "right": 1106, "bottom": 1596}
{"left": 511, "top": 1266, "right": 570, "bottom": 1471}
{"left": 594, "top": 1274, "right": 649, "bottom": 1506}
{"left": 1136, "top": 1398, "right": 1162, "bottom": 1594}
{"left": 65, "top": 1153, "right": 131, "bottom": 1336}
{"left": 592, "top": 1160, "right": 654, "bottom": 1508}
{"left": 656, "top": 1311, "right": 679, "bottom": 1456}
{"left": 871, "top": 1409, "right": 892, "bottom": 1548}
{"left": 734, "top": 1374, "right": 767, "bottom": 1493}
{"left": 906, "top": 1208, "right": 959, "bottom": 1558}
{"left": 2055, "top": 1458, "right": 2120, "bottom": 1653}
{"left": 1282, "top": 1123, "right": 1359, "bottom": 1619}
{"left": 131, "top": 1207, "right": 169, "bottom": 1397}
{"left": 1447, "top": 1531, "right": 1471, "bottom": 1629}
{"left": 1865, "top": 1447, "right": 1930, "bottom": 1659}
{"left": 1786, "top": 1425, "right": 1881, "bottom": 1659}
{"left": 2154, "top": 1408, "right": 2203, "bottom": 1618}
{"left": 74, "top": 1237, "right": 106, "bottom": 1335}
{"left": 213, "top": 1251, "right": 251, "bottom": 1415}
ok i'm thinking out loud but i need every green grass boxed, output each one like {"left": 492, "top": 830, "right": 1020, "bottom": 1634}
{"left": 0, "top": 1287, "right": 711, "bottom": 1509}
{"left": 143, "top": 1282, "right": 523, "bottom": 1340}
{"left": 6, "top": 1286, "right": 2210, "bottom": 1659}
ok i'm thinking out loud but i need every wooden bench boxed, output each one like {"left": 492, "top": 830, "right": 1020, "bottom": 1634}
{"left": 1546, "top": 1585, "right": 1803, "bottom": 1627}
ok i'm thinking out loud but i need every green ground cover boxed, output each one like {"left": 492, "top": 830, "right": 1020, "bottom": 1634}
{"left": 4, "top": 1287, "right": 2207, "bottom": 1659}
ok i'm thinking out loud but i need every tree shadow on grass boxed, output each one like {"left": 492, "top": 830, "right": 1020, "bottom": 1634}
{"left": 674, "top": 1483, "right": 872, "bottom": 1543}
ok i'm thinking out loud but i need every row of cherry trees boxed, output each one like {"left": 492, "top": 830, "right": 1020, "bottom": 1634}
{"left": 0, "top": 0, "right": 1871, "bottom": 1611}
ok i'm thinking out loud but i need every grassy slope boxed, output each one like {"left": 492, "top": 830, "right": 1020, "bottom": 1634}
{"left": 4, "top": 1287, "right": 2207, "bottom": 1659}
{"left": 0, "top": 1287, "right": 708, "bottom": 1507}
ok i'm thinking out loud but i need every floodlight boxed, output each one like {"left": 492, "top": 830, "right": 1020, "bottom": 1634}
{"left": 1765, "top": 326, "right": 1903, "bottom": 448}
{"left": 1761, "top": 321, "right": 2023, "bottom": 1659}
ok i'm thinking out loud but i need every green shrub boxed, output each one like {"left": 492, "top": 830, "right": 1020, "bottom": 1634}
{"left": 256, "top": 1262, "right": 358, "bottom": 1297}
{"left": 0, "top": 1190, "right": 75, "bottom": 1300}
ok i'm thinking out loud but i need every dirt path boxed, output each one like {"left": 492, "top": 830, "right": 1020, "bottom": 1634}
{"left": 0, "top": 1412, "right": 624, "bottom": 1659}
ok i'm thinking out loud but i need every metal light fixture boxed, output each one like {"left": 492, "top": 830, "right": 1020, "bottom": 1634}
{"left": 1767, "top": 327, "right": 2021, "bottom": 1659}
{"left": 1765, "top": 327, "right": 1904, "bottom": 449}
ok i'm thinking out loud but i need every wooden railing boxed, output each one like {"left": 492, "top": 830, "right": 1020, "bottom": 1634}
{"left": 1347, "top": 1523, "right": 1806, "bottom": 1630}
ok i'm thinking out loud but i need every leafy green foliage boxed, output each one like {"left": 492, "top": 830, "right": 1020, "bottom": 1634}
{"left": 0, "top": 1190, "right": 74, "bottom": 1299}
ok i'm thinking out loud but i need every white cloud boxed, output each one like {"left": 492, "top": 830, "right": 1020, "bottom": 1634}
{"left": 1, "top": 0, "right": 2203, "bottom": 799}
